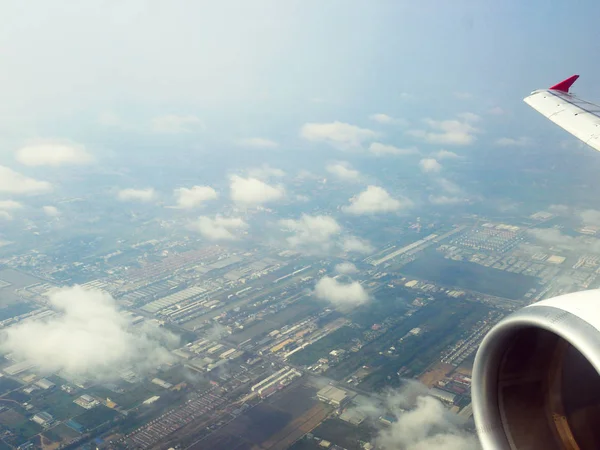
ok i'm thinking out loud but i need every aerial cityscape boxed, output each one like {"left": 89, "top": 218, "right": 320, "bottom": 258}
{"left": 2, "top": 2, "right": 600, "bottom": 450}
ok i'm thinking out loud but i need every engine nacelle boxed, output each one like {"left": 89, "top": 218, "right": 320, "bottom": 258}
{"left": 473, "top": 289, "right": 600, "bottom": 449}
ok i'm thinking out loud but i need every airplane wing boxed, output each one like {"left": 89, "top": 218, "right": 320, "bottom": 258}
{"left": 524, "top": 74, "right": 600, "bottom": 152}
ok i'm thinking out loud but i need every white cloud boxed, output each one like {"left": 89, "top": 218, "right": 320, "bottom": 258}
{"left": 429, "top": 195, "right": 464, "bottom": 205}
{"left": 279, "top": 214, "right": 342, "bottom": 250}
{"left": 369, "top": 142, "right": 419, "bottom": 156}
{"left": 580, "top": 209, "right": 600, "bottom": 226}
{"left": 314, "top": 276, "right": 368, "bottom": 308}
{"left": 347, "top": 383, "right": 478, "bottom": 450}
{"left": 229, "top": 175, "right": 285, "bottom": 207}
{"left": 174, "top": 186, "right": 218, "bottom": 209}
{"left": 189, "top": 215, "right": 248, "bottom": 241}
{"left": 488, "top": 106, "right": 505, "bottom": 115}
{"left": 436, "top": 178, "right": 462, "bottom": 195}
{"left": 419, "top": 158, "right": 442, "bottom": 173}
{"left": 494, "top": 136, "right": 533, "bottom": 147}
{"left": 42, "top": 206, "right": 60, "bottom": 217}
{"left": 235, "top": 137, "right": 279, "bottom": 149}
{"left": 0, "top": 166, "right": 52, "bottom": 195}
{"left": 0, "top": 286, "right": 177, "bottom": 380}
{"left": 377, "top": 394, "right": 479, "bottom": 450}
{"left": 16, "top": 142, "right": 94, "bottom": 167}
{"left": 247, "top": 164, "right": 286, "bottom": 180}
{"left": 0, "top": 201, "right": 21, "bottom": 221}
{"left": 335, "top": 262, "right": 358, "bottom": 275}
{"left": 117, "top": 188, "right": 156, "bottom": 203}
{"left": 408, "top": 114, "right": 480, "bottom": 146}
{"left": 343, "top": 186, "right": 408, "bottom": 215}
{"left": 151, "top": 115, "right": 205, "bottom": 133}
{"left": 369, "top": 113, "right": 408, "bottom": 126}
{"left": 326, "top": 162, "right": 361, "bottom": 181}
{"left": 433, "top": 149, "right": 459, "bottom": 160}
{"left": 342, "top": 236, "right": 375, "bottom": 254}
{"left": 453, "top": 92, "right": 473, "bottom": 100}
{"left": 300, "top": 121, "right": 376, "bottom": 150}
{"left": 0, "top": 200, "right": 23, "bottom": 210}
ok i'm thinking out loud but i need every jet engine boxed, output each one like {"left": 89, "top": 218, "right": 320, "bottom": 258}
{"left": 472, "top": 289, "right": 600, "bottom": 449}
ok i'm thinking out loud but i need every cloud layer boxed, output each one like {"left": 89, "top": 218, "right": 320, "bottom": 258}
{"left": 151, "top": 115, "right": 205, "bottom": 133}
{"left": 279, "top": 214, "right": 342, "bottom": 250}
{"left": 236, "top": 137, "right": 279, "bottom": 149}
{"left": 369, "top": 142, "right": 419, "bottom": 156}
{"left": 0, "top": 286, "right": 176, "bottom": 380}
{"left": 419, "top": 158, "right": 442, "bottom": 173}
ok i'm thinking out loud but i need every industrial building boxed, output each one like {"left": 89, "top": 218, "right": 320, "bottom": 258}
{"left": 74, "top": 394, "right": 99, "bottom": 409}
{"left": 429, "top": 388, "right": 457, "bottom": 404}
{"left": 317, "top": 385, "right": 352, "bottom": 408}
{"left": 32, "top": 412, "right": 54, "bottom": 427}
{"left": 35, "top": 378, "right": 55, "bottom": 390}
{"left": 339, "top": 408, "right": 366, "bottom": 425}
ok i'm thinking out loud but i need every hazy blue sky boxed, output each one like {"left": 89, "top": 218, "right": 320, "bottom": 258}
{"left": 2, "top": 0, "right": 600, "bottom": 217}
{"left": 2, "top": 1, "right": 600, "bottom": 146}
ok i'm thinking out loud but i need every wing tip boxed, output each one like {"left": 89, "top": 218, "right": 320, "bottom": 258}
{"left": 549, "top": 74, "right": 580, "bottom": 93}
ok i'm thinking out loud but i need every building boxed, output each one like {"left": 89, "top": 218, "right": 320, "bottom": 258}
{"left": 430, "top": 388, "right": 456, "bottom": 404}
{"left": 151, "top": 378, "right": 173, "bottom": 389}
{"left": 35, "top": 378, "right": 55, "bottom": 390}
{"left": 339, "top": 408, "right": 366, "bottom": 425}
{"left": 4, "top": 361, "right": 35, "bottom": 376}
{"left": 32, "top": 412, "right": 54, "bottom": 427}
{"left": 317, "top": 385, "right": 352, "bottom": 407}
{"left": 74, "top": 395, "right": 99, "bottom": 409}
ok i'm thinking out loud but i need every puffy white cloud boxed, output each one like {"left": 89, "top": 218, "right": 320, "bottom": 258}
{"left": 117, "top": 188, "right": 156, "bottom": 203}
{"left": 369, "top": 142, "right": 419, "bottom": 156}
{"left": 342, "top": 236, "right": 375, "bottom": 254}
{"left": 174, "top": 185, "right": 218, "bottom": 209}
{"left": 527, "top": 228, "right": 600, "bottom": 253}
{"left": 326, "top": 162, "right": 361, "bottom": 181}
{"left": 279, "top": 214, "right": 342, "bottom": 250}
{"left": 16, "top": 142, "right": 94, "bottom": 167}
{"left": 0, "top": 201, "right": 20, "bottom": 221}
{"left": 347, "top": 383, "right": 478, "bottom": 450}
{"left": 229, "top": 175, "right": 285, "bottom": 206}
{"left": 580, "top": 209, "right": 600, "bottom": 226}
{"left": 300, "top": 121, "right": 376, "bottom": 150}
{"left": 189, "top": 215, "right": 248, "bottom": 241}
{"left": 42, "top": 206, "right": 60, "bottom": 217}
{"left": 377, "top": 395, "right": 479, "bottom": 450}
{"left": 343, "top": 185, "right": 408, "bottom": 215}
{"left": 335, "top": 262, "right": 358, "bottom": 275}
{"left": 0, "top": 286, "right": 177, "bottom": 380}
{"left": 408, "top": 114, "right": 480, "bottom": 146}
{"left": 247, "top": 165, "right": 286, "bottom": 180}
{"left": 433, "top": 149, "right": 459, "bottom": 159}
{"left": 0, "top": 200, "right": 23, "bottom": 210}
{"left": 419, "top": 158, "right": 443, "bottom": 173}
{"left": 369, "top": 113, "right": 409, "bottom": 126}
{"left": 0, "top": 166, "right": 52, "bottom": 195}
{"left": 314, "top": 276, "right": 369, "bottom": 308}
{"left": 494, "top": 136, "right": 533, "bottom": 147}
{"left": 235, "top": 137, "right": 279, "bottom": 149}
{"left": 151, "top": 115, "right": 205, "bottom": 133}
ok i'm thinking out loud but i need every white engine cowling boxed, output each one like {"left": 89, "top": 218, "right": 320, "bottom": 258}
{"left": 472, "top": 289, "right": 600, "bottom": 449}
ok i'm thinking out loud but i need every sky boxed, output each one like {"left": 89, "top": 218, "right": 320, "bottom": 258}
{"left": 3, "top": 0, "right": 600, "bottom": 225}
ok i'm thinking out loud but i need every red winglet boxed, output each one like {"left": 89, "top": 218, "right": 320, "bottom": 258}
{"left": 550, "top": 74, "right": 580, "bottom": 93}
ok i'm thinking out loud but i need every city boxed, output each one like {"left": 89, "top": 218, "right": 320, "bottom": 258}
{"left": 0, "top": 202, "right": 598, "bottom": 449}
